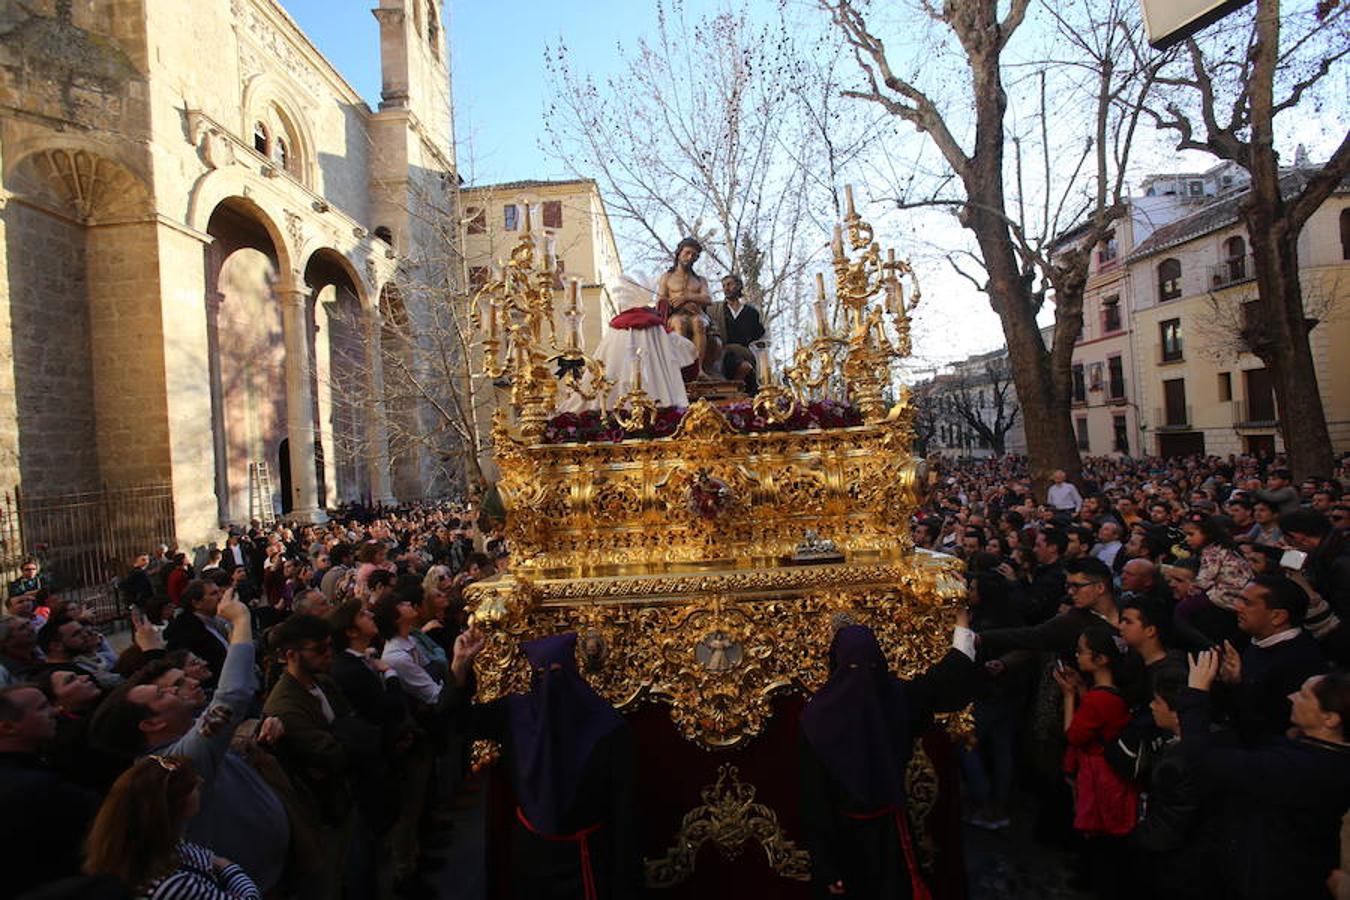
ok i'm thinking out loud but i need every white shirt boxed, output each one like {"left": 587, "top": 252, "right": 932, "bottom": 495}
{"left": 1092, "top": 541, "right": 1122, "bottom": 568}
{"left": 1047, "top": 482, "right": 1083, "bottom": 512}
{"left": 953, "top": 626, "right": 976, "bottom": 661}
{"left": 1251, "top": 627, "right": 1302, "bottom": 649}
{"left": 381, "top": 635, "right": 442, "bottom": 705}
{"left": 307, "top": 684, "right": 336, "bottom": 724}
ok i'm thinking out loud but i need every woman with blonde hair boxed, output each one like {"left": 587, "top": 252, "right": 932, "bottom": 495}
{"left": 84, "top": 755, "right": 260, "bottom": 899}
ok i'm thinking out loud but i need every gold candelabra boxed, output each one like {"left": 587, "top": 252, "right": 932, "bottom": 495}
{"left": 786, "top": 185, "right": 921, "bottom": 423}
{"left": 471, "top": 202, "right": 620, "bottom": 442}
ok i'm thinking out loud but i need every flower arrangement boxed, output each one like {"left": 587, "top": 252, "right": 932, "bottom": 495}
{"left": 686, "top": 471, "right": 732, "bottom": 521}
{"left": 540, "top": 399, "right": 864, "bottom": 445}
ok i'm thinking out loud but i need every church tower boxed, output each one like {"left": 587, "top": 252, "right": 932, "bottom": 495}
{"left": 367, "top": 0, "right": 460, "bottom": 499}
{"left": 371, "top": 0, "right": 454, "bottom": 154}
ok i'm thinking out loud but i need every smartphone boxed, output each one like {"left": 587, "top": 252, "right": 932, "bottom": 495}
{"left": 1054, "top": 659, "right": 1065, "bottom": 673}
{"left": 1280, "top": 549, "right": 1308, "bottom": 571}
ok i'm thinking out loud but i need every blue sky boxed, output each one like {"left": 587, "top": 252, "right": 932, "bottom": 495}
{"left": 281, "top": 0, "right": 671, "bottom": 184}
{"left": 277, "top": 0, "right": 1012, "bottom": 362}
{"left": 277, "top": 1, "right": 1346, "bottom": 367}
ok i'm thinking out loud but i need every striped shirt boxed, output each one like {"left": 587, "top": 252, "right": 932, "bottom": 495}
{"left": 138, "top": 842, "right": 260, "bottom": 900}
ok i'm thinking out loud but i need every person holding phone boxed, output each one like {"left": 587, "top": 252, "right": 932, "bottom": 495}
{"left": 1213, "top": 574, "right": 1329, "bottom": 746}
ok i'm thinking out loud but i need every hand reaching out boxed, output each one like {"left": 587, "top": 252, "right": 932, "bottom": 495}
{"left": 451, "top": 627, "right": 488, "bottom": 686}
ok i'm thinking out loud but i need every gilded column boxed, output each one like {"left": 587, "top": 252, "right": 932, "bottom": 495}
{"left": 280, "top": 286, "right": 328, "bottom": 522}
{"left": 364, "top": 305, "right": 398, "bottom": 505}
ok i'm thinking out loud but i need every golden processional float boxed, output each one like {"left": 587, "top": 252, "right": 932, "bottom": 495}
{"left": 463, "top": 190, "right": 970, "bottom": 898}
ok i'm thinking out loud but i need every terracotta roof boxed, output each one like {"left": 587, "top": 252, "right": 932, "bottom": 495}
{"left": 464, "top": 178, "right": 597, "bottom": 193}
{"left": 1127, "top": 169, "right": 1350, "bottom": 261}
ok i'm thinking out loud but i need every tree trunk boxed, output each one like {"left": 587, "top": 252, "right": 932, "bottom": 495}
{"left": 968, "top": 204, "right": 1083, "bottom": 499}
{"left": 1245, "top": 212, "right": 1336, "bottom": 478}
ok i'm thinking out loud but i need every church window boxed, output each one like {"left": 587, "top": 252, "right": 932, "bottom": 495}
{"left": 253, "top": 122, "right": 269, "bottom": 155}
{"left": 272, "top": 136, "right": 289, "bottom": 172}
{"left": 427, "top": 2, "right": 441, "bottom": 60}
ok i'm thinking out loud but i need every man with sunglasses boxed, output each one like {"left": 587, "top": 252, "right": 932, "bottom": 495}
{"left": 978, "top": 557, "right": 1122, "bottom": 659}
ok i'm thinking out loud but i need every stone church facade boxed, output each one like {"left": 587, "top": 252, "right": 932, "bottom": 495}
{"left": 0, "top": 0, "right": 460, "bottom": 546}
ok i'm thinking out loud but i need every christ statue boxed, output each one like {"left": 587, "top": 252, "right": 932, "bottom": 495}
{"left": 656, "top": 237, "right": 716, "bottom": 379}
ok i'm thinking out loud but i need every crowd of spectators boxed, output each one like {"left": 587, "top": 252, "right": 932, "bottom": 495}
{"left": 2, "top": 448, "right": 1349, "bottom": 899}
{"left": 0, "top": 500, "right": 499, "bottom": 899}
{"left": 918, "top": 452, "right": 1350, "bottom": 900}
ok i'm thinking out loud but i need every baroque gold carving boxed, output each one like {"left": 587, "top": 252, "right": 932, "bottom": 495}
{"left": 489, "top": 398, "right": 927, "bottom": 576}
{"left": 644, "top": 764, "right": 811, "bottom": 887}
{"left": 905, "top": 742, "right": 940, "bottom": 872}
{"left": 466, "top": 552, "right": 967, "bottom": 749}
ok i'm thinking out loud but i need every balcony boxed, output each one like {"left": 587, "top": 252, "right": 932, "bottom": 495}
{"left": 1155, "top": 342, "right": 1184, "bottom": 365}
{"left": 1231, "top": 400, "right": 1278, "bottom": 429}
{"left": 1154, "top": 405, "right": 1192, "bottom": 430}
{"left": 1210, "top": 254, "right": 1256, "bottom": 290}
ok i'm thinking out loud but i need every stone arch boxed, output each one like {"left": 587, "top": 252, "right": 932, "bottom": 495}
{"left": 187, "top": 173, "right": 296, "bottom": 278}
{"left": 306, "top": 249, "right": 367, "bottom": 505}
{"left": 239, "top": 74, "right": 316, "bottom": 187}
{"left": 205, "top": 197, "right": 289, "bottom": 523}
{"left": 4, "top": 145, "right": 151, "bottom": 225}
{"left": 2, "top": 145, "right": 161, "bottom": 493}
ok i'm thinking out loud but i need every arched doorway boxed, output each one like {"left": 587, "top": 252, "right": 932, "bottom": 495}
{"left": 205, "top": 198, "right": 287, "bottom": 524}
{"left": 305, "top": 251, "right": 366, "bottom": 506}
{"left": 277, "top": 437, "right": 292, "bottom": 515}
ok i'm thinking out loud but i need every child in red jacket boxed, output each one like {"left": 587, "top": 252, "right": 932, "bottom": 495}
{"left": 1054, "top": 625, "right": 1139, "bottom": 899}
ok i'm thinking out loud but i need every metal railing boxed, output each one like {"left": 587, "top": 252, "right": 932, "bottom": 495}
{"left": 1210, "top": 254, "right": 1256, "bottom": 290}
{"left": 0, "top": 483, "right": 176, "bottom": 625}
{"left": 1231, "top": 400, "right": 1279, "bottom": 428}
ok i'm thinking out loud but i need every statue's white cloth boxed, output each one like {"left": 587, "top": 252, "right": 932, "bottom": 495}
{"left": 557, "top": 277, "right": 695, "bottom": 413}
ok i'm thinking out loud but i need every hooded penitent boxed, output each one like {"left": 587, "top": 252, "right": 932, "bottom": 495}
{"left": 506, "top": 632, "right": 626, "bottom": 833}
{"left": 799, "top": 625, "right": 914, "bottom": 808}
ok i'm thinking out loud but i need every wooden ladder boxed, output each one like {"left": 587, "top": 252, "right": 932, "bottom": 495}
{"left": 248, "top": 461, "right": 277, "bottom": 526}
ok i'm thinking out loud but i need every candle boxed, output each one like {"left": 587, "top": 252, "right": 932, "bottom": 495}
{"left": 844, "top": 183, "right": 856, "bottom": 217}
{"left": 814, "top": 272, "right": 829, "bottom": 336}
{"left": 520, "top": 201, "right": 531, "bottom": 232}
{"left": 632, "top": 347, "right": 644, "bottom": 392}
{"left": 568, "top": 279, "right": 582, "bottom": 350}
{"left": 755, "top": 342, "right": 772, "bottom": 385}
{"left": 488, "top": 298, "right": 499, "bottom": 340}
{"left": 832, "top": 225, "right": 843, "bottom": 258}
